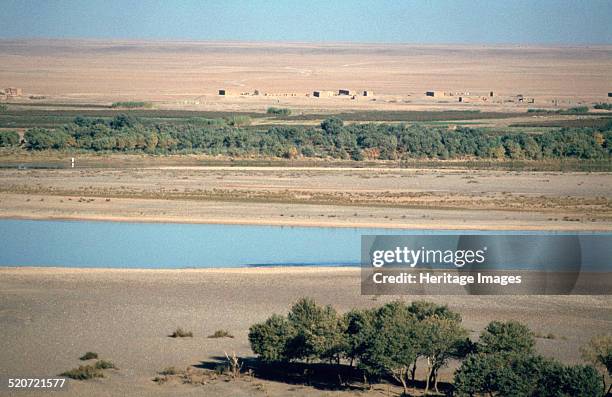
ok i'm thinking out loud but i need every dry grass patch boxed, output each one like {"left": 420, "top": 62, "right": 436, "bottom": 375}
{"left": 169, "top": 327, "right": 193, "bottom": 338}
{"left": 60, "top": 365, "right": 104, "bottom": 380}
{"left": 208, "top": 329, "right": 234, "bottom": 339}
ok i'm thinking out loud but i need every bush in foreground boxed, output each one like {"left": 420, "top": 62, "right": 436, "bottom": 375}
{"left": 208, "top": 329, "right": 234, "bottom": 338}
{"left": 60, "top": 365, "right": 104, "bottom": 380}
{"left": 454, "top": 353, "right": 603, "bottom": 396}
{"left": 454, "top": 320, "right": 602, "bottom": 396}
{"left": 169, "top": 327, "right": 193, "bottom": 338}
{"left": 94, "top": 360, "right": 116, "bottom": 370}
{"left": 79, "top": 352, "right": 98, "bottom": 360}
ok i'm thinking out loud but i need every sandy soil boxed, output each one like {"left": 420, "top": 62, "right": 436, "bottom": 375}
{"left": 1, "top": 40, "right": 610, "bottom": 112}
{"left": 1, "top": 166, "right": 611, "bottom": 230}
{"left": 1, "top": 267, "right": 610, "bottom": 396}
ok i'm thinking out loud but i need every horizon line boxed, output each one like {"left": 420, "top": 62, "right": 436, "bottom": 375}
{"left": 1, "top": 36, "right": 612, "bottom": 48}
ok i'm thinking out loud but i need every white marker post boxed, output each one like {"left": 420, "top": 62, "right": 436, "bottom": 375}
{"left": 71, "top": 157, "right": 75, "bottom": 168}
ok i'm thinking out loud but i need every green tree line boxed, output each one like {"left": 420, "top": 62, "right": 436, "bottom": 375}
{"left": 7, "top": 114, "right": 612, "bottom": 160}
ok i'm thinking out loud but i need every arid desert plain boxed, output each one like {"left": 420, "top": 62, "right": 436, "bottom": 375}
{"left": 1, "top": 40, "right": 611, "bottom": 111}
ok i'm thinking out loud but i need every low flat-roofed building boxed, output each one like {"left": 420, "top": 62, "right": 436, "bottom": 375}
{"left": 313, "top": 90, "right": 334, "bottom": 98}
{"left": 338, "top": 89, "right": 355, "bottom": 96}
{"left": 4, "top": 87, "right": 22, "bottom": 96}
{"left": 425, "top": 91, "right": 444, "bottom": 97}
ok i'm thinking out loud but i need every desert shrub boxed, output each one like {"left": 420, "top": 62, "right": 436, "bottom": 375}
{"left": 0, "top": 130, "right": 20, "bottom": 146}
{"left": 169, "top": 327, "right": 193, "bottom": 338}
{"left": 208, "top": 329, "right": 234, "bottom": 338}
{"left": 593, "top": 103, "right": 612, "bottom": 110}
{"left": 478, "top": 320, "right": 535, "bottom": 355}
{"left": 267, "top": 107, "right": 291, "bottom": 116}
{"left": 94, "top": 360, "right": 116, "bottom": 369}
{"left": 60, "top": 365, "right": 104, "bottom": 380}
{"left": 79, "top": 352, "right": 98, "bottom": 360}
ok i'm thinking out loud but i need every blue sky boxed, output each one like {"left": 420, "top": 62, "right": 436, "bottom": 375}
{"left": 1, "top": 0, "right": 611, "bottom": 44}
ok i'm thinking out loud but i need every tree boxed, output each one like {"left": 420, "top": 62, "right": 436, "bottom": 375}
{"left": 0, "top": 130, "right": 20, "bottom": 146}
{"left": 342, "top": 308, "right": 375, "bottom": 369}
{"left": 504, "top": 139, "right": 525, "bottom": 159}
{"left": 282, "top": 146, "right": 299, "bottom": 159}
{"left": 110, "top": 113, "right": 137, "bottom": 129}
{"left": 23, "top": 128, "right": 72, "bottom": 150}
{"left": 321, "top": 117, "right": 344, "bottom": 135}
{"left": 248, "top": 314, "right": 295, "bottom": 362}
{"left": 359, "top": 301, "right": 418, "bottom": 395}
{"left": 454, "top": 353, "right": 516, "bottom": 396}
{"left": 478, "top": 320, "right": 535, "bottom": 355}
{"left": 581, "top": 334, "right": 612, "bottom": 395}
{"left": 407, "top": 300, "right": 461, "bottom": 322}
{"left": 558, "top": 364, "right": 604, "bottom": 397}
{"left": 405, "top": 301, "right": 464, "bottom": 383}
{"left": 454, "top": 353, "right": 603, "bottom": 397}
{"left": 286, "top": 298, "right": 345, "bottom": 364}
{"left": 144, "top": 132, "right": 159, "bottom": 152}
{"left": 418, "top": 315, "right": 468, "bottom": 394}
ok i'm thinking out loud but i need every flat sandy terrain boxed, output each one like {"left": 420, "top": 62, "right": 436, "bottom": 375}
{"left": 1, "top": 267, "right": 610, "bottom": 396}
{"left": 1, "top": 40, "right": 611, "bottom": 111}
{"left": 1, "top": 165, "right": 611, "bottom": 230}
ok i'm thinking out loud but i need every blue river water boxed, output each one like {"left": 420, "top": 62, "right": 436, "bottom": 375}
{"left": 0, "top": 219, "right": 608, "bottom": 269}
